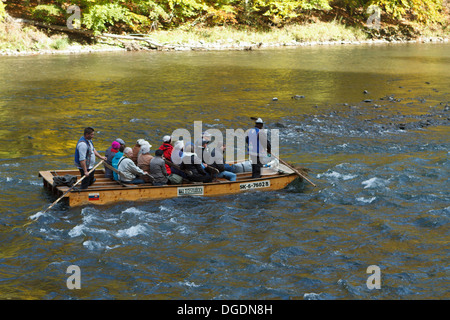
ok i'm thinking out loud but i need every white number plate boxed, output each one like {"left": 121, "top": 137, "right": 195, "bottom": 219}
{"left": 239, "top": 180, "right": 270, "bottom": 191}
{"left": 177, "top": 186, "right": 204, "bottom": 196}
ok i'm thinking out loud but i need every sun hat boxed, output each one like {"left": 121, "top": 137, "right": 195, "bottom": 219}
{"left": 140, "top": 144, "right": 150, "bottom": 154}
{"left": 141, "top": 141, "right": 152, "bottom": 149}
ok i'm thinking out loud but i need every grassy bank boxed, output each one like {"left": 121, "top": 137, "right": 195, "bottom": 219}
{"left": 0, "top": 15, "right": 70, "bottom": 51}
{"left": 0, "top": 15, "right": 120, "bottom": 54}
{"left": 0, "top": 13, "right": 449, "bottom": 55}
{"left": 149, "top": 21, "right": 369, "bottom": 45}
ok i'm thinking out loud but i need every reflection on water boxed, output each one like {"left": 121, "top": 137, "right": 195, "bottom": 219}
{"left": 0, "top": 43, "right": 448, "bottom": 299}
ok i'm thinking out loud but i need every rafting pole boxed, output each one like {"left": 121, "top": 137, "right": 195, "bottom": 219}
{"left": 42, "top": 160, "right": 104, "bottom": 214}
{"left": 273, "top": 155, "right": 316, "bottom": 187}
{"left": 144, "top": 172, "right": 155, "bottom": 181}
{"left": 249, "top": 116, "right": 316, "bottom": 187}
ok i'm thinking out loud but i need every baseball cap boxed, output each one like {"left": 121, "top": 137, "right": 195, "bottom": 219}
{"left": 116, "top": 138, "right": 125, "bottom": 145}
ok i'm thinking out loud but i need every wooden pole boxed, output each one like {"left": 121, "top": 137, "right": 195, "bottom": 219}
{"left": 273, "top": 155, "right": 316, "bottom": 187}
{"left": 42, "top": 160, "right": 104, "bottom": 214}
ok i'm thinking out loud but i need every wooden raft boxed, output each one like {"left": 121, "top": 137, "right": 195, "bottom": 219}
{"left": 39, "top": 164, "right": 298, "bottom": 207}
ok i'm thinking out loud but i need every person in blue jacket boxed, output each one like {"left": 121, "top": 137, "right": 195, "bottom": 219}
{"left": 74, "top": 127, "right": 107, "bottom": 189}
{"left": 245, "top": 118, "right": 271, "bottom": 178}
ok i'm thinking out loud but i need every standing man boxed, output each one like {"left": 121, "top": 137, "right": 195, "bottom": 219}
{"left": 74, "top": 127, "right": 107, "bottom": 189}
{"left": 246, "top": 118, "right": 271, "bottom": 178}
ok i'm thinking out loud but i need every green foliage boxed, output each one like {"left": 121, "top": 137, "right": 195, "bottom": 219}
{"left": 371, "top": 0, "right": 445, "bottom": 23}
{"left": 6, "top": 0, "right": 447, "bottom": 32}
{"left": 32, "top": 4, "right": 63, "bottom": 24}
{"left": 251, "top": 0, "right": 332, "bottom": 25}
{"left": 0, "top": 1, "right": 6, "bottom": 22}
{"left": 166, "top": 0, "right": 206, "bottom": 25}
{"left": 83, "top": 3, "right": 133, "bottom": 33}
{"left": 50, "top": 36, "right": 70, "bottom": 50}
{"left": 130, "top": 0, "right": 172, "bottom": 22}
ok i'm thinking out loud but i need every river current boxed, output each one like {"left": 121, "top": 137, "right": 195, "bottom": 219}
{"left": 0, "top": 43, "right": 448, "bottom": 300}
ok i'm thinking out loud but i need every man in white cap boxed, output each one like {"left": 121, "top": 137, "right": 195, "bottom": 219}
{"left": 246, "top": 118, "right": 271, "bottom": 178}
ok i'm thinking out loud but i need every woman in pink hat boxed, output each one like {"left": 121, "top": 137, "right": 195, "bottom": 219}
{"left": 104, "top": 141, "right": 121, "bottom": 179}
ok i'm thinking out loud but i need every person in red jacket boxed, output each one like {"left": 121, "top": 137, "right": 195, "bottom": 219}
{"left": 158, "top": 135, "right": 174, "bottom": 175}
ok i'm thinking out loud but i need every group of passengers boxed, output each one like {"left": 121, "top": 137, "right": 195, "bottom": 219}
{"left": 103, "top": 133, "right": 237, "bottom": 187}
{"left": 75, "top": 118, "right": 270, "bottom": 189}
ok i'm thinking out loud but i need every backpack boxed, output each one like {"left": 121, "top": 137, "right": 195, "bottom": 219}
{"left": 53, "top": 175, "right": 77, "bottom": 187}
{"left": 168, "top": 174, "right": 183, "bottom": 184}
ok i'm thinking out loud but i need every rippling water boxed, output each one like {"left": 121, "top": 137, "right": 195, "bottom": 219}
{"left": 0, "top": 43, "right": 448, "bottom": 300}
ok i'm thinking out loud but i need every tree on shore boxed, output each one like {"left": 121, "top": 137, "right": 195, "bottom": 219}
{"left": 2, "top": 0, "right": 448, "bottom": 34}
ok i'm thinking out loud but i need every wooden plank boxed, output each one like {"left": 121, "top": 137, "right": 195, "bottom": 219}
{"left": 41, "top": 167, "right": 299, "bottom": 207}
{"left": 65, "top": 173, "right": 298, "bottom": 206}
{"left": 39, "top": 171, "right": 55, "bottom": 186}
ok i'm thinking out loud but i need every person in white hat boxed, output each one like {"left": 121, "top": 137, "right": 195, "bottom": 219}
{"left": 246, "top": 118, "right": 271, "bottom": 178}
{"left": 137, "top": 143, "right": 154, "bottom": 182}
{"left": 131, "top": 139, "right": 150, "bottom": 164}
{"left": 158, "top": 135, "right": 174, "bottom": 175}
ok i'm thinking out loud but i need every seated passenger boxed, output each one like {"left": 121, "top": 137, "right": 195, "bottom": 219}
{"left": 138, "top": 144, "right": 153, "bottom": 183}
{"left": 131, "top": 139, "right": 150, "bottom": 164}
{"left": 180, "top": 144, "right": 212, "bottom": 183}
{"left": 194, "top": 131, "right": 212, "bottom": 158}
{"left": 111, "top": 145, "right": 125, "bottom": 181}
{"left": 117, "top": 147, "right": 149, "bottom": 184}
{"left": 104, "top": 141, "right": 120, "bottom": 179}
{"left": 169, "top": 140, "right": 187, "bottom": 179}
{"left": 211, "top": 143, "right": 236, "bottom": 181}
{"left": 149, "top": 149, "right": 169, "bottom": 186}
{"left": 159, "top": 135, "right": 174, "bottom": 175}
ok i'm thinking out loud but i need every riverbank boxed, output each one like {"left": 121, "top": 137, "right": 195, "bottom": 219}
{"left": 0, "top": 14, "right": 449, "bottom": 56}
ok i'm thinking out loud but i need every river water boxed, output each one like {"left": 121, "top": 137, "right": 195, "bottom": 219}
{"left": 0, "top": 43, "right": 448, "bottom": 300}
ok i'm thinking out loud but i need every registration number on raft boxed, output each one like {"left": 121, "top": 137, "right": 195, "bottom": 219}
{"left": 177, "top": 186, "right": 204, "bottom": 196}
{"left": 239, "top": 180, "right": 270, "bottom": 191}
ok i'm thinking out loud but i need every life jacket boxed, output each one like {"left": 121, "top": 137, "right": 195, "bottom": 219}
{"left": 74, "top": 136, "right": 94, "bottom": 168}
